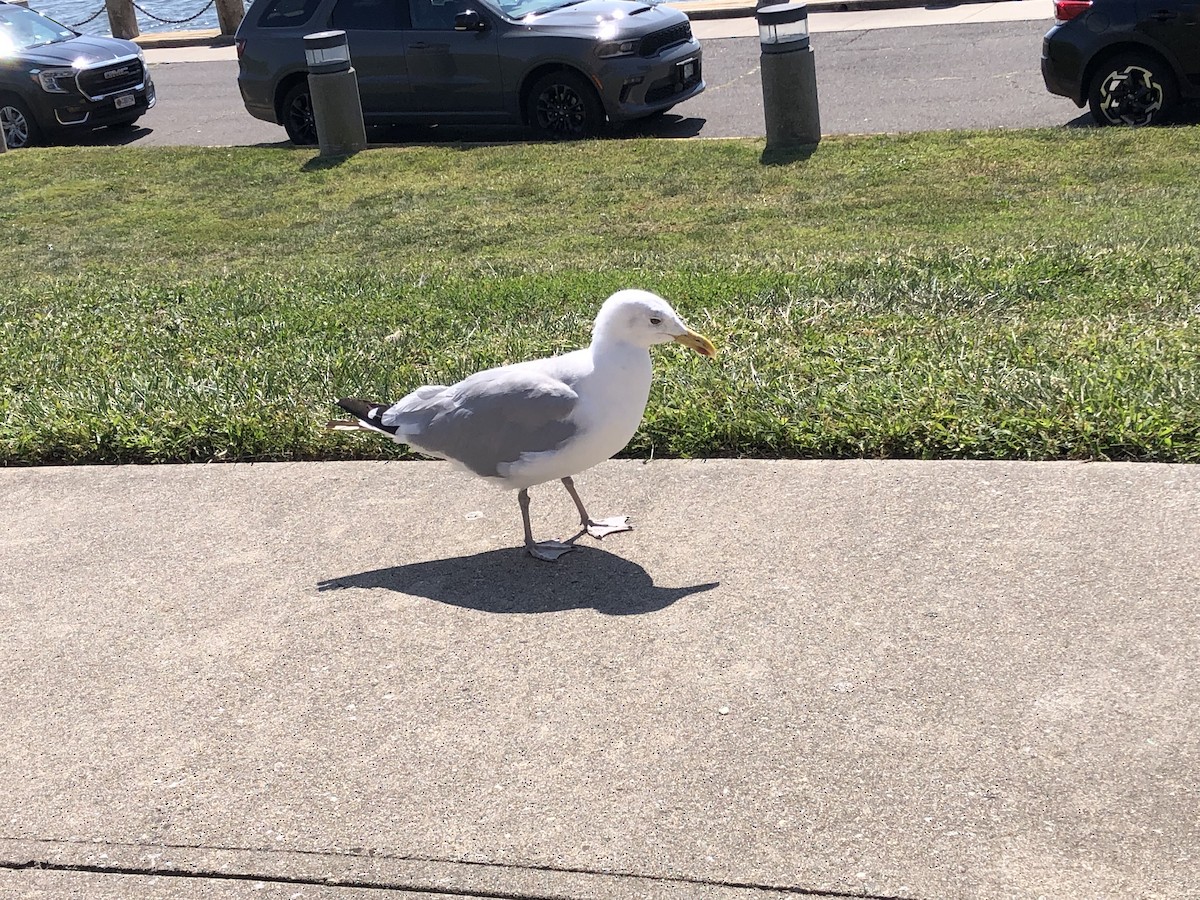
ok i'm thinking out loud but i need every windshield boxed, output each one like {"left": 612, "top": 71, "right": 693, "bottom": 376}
{"left": 479, "top": 0, "right": 587, "bottom": 19}
{"left": 0, "top": 4, "right": 75, "bottom": 55}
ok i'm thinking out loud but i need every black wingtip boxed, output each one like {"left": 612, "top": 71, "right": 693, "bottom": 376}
{"left": 336, "top": 398, "right": 400, "bottom": 435}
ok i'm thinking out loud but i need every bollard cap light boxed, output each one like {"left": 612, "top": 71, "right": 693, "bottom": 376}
{"left": 304, "top": 30, "right": 352, "bottom": 73}
{"left": 757, "top": 2, "right": 809, "bottom": 49}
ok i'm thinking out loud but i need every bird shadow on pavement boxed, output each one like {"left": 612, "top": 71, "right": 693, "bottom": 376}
{"left": 316, "top": 546, "right": 718, "bottom": 616}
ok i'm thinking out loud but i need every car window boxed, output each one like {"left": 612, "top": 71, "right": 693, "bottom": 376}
{"left": 331, "top": 0, "right": 405, "bottom": 29}
{"left": 257, "top": 0, "right": 324, "bottom": 28}
{"left": 408, "top": 0, "right": 461, "bottom": 30}
{"left": 332, "top": 0, "right": 406, "bottom": 29}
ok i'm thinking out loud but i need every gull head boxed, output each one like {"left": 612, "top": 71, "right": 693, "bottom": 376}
{"left": 592, "top": 289, "right": 717, "bottom": 357}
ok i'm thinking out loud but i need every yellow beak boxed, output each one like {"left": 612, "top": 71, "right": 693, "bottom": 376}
{"left": 672, "top": 329, "right": 718, "bottom": 358}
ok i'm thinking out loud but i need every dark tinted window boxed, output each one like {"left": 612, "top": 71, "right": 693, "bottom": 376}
{"left": 331, "top": 0, "right": 404, "bottom": 29}
{"left": 409, "top": 0, "right": 460, "bottom": 30}
{"left": 257, "top": 0, "right": 323, "bottom": 28}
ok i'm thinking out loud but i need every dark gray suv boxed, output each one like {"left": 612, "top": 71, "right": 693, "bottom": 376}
{"left": 235, "top": 0, "right": 704, "bottom": 142}
{"left": 0, "top": 1, "right": 155, "bottom": 149}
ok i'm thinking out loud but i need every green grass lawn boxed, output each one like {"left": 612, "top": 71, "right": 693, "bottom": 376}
{"left": 2, "top": 130, "right": 1197, "bottom": 464}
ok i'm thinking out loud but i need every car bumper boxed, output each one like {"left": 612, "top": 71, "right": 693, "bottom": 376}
{"left": 35, "top": 74, "right": 157, "bottom": 132}
{"left": 238, "top": 72, "right": 281, "bottom": 125}
{"left": 596, "top": 39, "right": 705, "bottom": 121}
{"left": 1040, "top": 30, "right": 1087, "bottom": 106}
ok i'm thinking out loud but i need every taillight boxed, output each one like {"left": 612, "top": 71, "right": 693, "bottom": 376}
{"left": 1054, "top": 0, "right": 1092, "bottom": 22}
{"left": 235, "top": 38, "right": 246, "bottom": 60}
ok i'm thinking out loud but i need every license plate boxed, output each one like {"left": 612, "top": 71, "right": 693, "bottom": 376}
{"left": 114, "top": 93, "right": 135, "bottom": 110}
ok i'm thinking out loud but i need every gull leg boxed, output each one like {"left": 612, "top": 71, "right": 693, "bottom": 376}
{"left": 561, "top": 476, "right": 632, "bottom": 540}
{"left": 518, "top": 487, "right": 573, "bottom": 561}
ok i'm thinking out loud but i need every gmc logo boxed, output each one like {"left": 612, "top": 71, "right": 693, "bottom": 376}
{"left": 104, "top": 67, "right": 131, "bottom": 79}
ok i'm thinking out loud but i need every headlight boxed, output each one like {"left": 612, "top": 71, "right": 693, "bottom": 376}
{"left": 34, "top": 67, "right": 75, "bottom": 93}
{"left": 596, "top": 39, "right": 638, "bottom": 58}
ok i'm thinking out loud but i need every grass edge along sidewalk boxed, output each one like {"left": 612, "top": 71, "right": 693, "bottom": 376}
{"left": 1, "top": 130, "right": 1197, "bottom": 465}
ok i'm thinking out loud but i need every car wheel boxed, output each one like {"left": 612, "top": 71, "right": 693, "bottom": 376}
{"left": 281, "top": 80, "right": 317, "bottom": 146}
{"left": 527, "top": 70, "right": 604, "bottom": 140}
{"left": 1088, "top": 51, "right": 1178, "bottom": 127}
{"left": 0, "top": 94, "right": 39, "bottom": 149}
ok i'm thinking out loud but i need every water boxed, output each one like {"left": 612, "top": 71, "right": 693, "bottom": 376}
{"left": 32, "top": 0, "right": 226, "bottom": 34}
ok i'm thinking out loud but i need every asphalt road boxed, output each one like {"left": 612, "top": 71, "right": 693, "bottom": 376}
{"left": 104, "top": 18, "right": 1095, "bottom": 148}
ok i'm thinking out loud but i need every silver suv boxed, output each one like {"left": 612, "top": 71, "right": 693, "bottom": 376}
{"left": 235, "top": 0, "right": 704, "bottom": 142}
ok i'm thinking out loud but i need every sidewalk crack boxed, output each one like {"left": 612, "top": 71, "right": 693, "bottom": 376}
{"left": 1, "top": 839, "right": 922, "bottom": 900}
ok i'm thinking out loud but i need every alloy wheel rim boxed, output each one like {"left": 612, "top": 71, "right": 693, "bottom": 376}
{"left": 288, "top": 94, "right": 315, "bottom": 142}
{"left": 1099, "top": 65, "right": 1163, "bottom": 126}
{"left": 1, "top": 106, "right": 30, "bottom": 148}
{"left": 536, "top": 84, "right": 584, "bottom": 135}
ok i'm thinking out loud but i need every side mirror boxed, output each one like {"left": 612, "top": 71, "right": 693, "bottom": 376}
{"left": 454, "top": 9, "right": 487, "bottom": 31}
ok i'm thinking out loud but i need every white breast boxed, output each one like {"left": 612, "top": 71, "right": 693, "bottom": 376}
{"left": 500, "top": 344, "right": 653, "bottom": 490}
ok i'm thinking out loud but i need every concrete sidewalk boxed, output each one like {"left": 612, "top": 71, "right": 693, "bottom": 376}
{"left": 131, "top": 0, "right": 1046, "bottom": 49}
{"left": 127, "top": 0, "right": 889, "bottom": 48}
{"left": 134, "top": 0, "right": 1052, "bottom": 64}
{"left": 1, "top": 459, "right": 1197, "bottom": 899}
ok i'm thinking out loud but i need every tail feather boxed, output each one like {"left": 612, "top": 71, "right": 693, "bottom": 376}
{"left": 333, "top": 398, "right": 401, "bottom": 436}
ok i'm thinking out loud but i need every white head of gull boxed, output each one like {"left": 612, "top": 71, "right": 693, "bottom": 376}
{"left": 334, "top": 288, "right": 717, "bottom": 560}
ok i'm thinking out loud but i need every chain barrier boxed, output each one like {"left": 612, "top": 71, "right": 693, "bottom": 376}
{"left": 132, "top": 0, "right": 215, "bottom": 24}
{"left": 68, "top": 0, "right": 215, "bottom": 28}
{"left": 67, "top": 6, "right": 107, "bottom": 25}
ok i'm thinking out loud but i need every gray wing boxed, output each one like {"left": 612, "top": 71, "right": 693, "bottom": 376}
{"left": 381, "top": 367, "right": 579, "bottom": 477}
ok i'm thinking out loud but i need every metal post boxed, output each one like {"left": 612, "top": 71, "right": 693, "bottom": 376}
{"left": 758, "top": 3, "right": 820, "bottom": 151}
{"left": 303, "top": 31, "right": 368, "bottom": 157}
{"left": 105, "top": 0, "right": 139, "bottom": 40}
{"left": 214, "top": 0, "right": 245, "bottom": 36}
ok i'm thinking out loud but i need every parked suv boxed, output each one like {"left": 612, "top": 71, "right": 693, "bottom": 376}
{"left": 235, "top": 0, "right": 704, "bottom": 142}
{"left": 1041, "top": 0, "right": 1200, "bottom": 126}
{"left": 0, "top": 0, "right": 155, "bottom": 148}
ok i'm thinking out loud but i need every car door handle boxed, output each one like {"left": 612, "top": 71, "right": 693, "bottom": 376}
{"left": 1150, "top": 8, "right": 1178, "bottom": 19}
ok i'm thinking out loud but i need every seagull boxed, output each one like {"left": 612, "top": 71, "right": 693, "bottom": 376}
{"left": 332, "top": 289, "right": 717, "bottom": 560}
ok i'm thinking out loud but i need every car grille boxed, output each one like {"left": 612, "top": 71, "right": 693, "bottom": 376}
{"left": 76, "top": 57, "right": 146, "bottom": 100}
{"left": 639, "top": 21, "right": 692, "bottom": 57}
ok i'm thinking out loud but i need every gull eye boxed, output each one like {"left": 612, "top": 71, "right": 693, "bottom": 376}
{"left": 649, "top": 316, "right": 662, "bottom": 326}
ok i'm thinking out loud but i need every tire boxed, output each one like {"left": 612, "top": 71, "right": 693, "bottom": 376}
{"left": 1088, "top": 51, "right": 1178, "bottom": 127}
{"left": 527, "top": 69, "right": 604, "bottom": 140}
{"left": 280, "top": 80, "right": 317, "bottom": 146}
{"left": 0, "top": 94, "right": 40, "bottom": 149}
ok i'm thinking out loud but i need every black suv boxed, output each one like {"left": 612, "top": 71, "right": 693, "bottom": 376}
{"left": 1041, "top": 0, "right": 1200, "bottom": 126}
{"left": 0, "top": 1, "right": 156, "bottom": 148}
{"left": 236, "top": 0, "right": 704, "bottom": 143}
